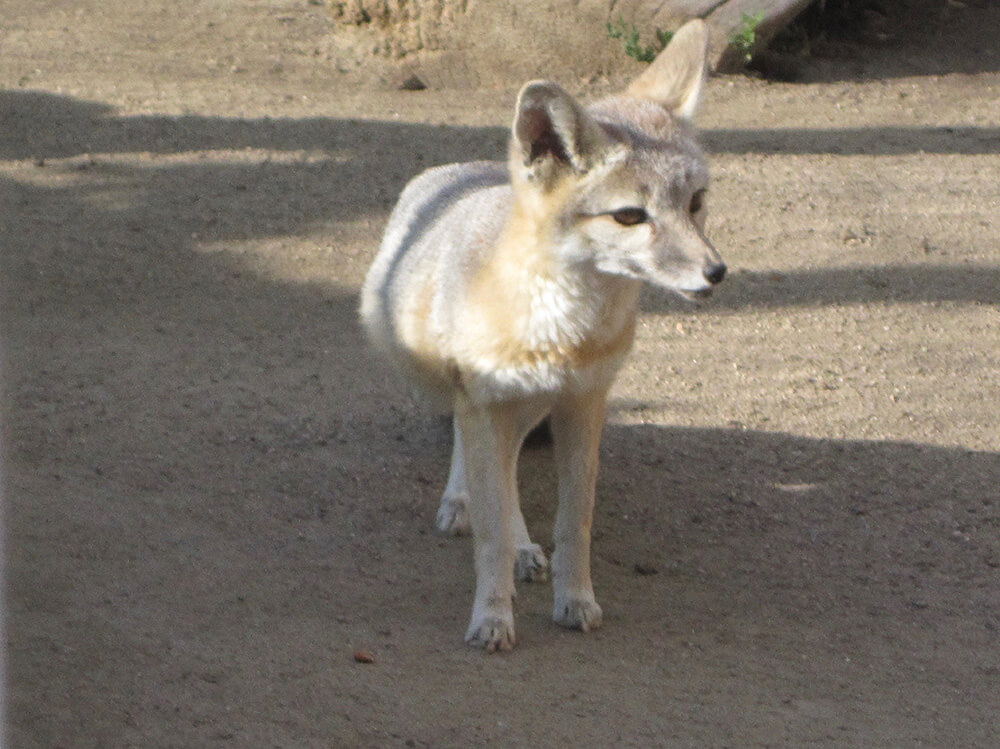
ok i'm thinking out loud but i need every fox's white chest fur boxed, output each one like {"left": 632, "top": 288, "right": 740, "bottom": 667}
{"left": 456, "top": 256, "right": 641, "bottom": 400}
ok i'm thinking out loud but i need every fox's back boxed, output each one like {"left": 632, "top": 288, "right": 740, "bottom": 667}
{"left": 359, "top": 161, "right": 511, "bottom": 399}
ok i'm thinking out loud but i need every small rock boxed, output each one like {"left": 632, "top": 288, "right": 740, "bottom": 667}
{"left": 353, "top": 648, "right": 376, "bottom": 664}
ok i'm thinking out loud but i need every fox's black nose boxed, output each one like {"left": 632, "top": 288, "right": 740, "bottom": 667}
{"left": 704, "top": 262, "right": 727, "bottom": 285}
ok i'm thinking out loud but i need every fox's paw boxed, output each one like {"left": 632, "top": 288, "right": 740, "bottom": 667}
{"left": 553, "top": 593, "right": 603, "bottom": 632}
{"left": 514, "top": 544, "right": 549, "bottom": 583}
{"left": 436, "top": 493, "right": 471, "bottom": 536}
{"left": 465, "top": 612, "right": 516, "bottom": 653}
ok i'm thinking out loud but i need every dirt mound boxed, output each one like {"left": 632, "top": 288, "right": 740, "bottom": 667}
{"left": 329, "top": 0, "right": 813, "bottom": 86}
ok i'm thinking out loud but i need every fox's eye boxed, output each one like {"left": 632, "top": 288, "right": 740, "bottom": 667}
{"left": 689, "top": 188, "right": 707, "bottom": 214}
{"left": 610, "top": 207, "right": 648, "bottom": 226}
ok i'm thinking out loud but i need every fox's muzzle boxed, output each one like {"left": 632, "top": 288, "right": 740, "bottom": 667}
{"left": 704, "top": 261, "right": 727, "bottom": 285}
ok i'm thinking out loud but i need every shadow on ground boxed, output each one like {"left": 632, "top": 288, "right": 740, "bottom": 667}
{"left": 774, "top": 0, "right": 1000, "bottom": 81}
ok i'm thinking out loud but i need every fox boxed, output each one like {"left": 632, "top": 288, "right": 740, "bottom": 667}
{"left": 359, "top": 20, "right": 725, "bottom": 651}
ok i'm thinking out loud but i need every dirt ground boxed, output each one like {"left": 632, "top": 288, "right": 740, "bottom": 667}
{"left": 2, "top": 0, "right": 999, "bottom": 746}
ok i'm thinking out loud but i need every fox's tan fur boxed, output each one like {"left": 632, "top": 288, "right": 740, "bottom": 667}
{"left": 360, "top": 20, "right": 725, "bottom": 651}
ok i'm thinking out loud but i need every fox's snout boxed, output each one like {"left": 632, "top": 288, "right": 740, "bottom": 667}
{"left": 679, "top": 259, "right": 726, "bottom": 299}
{"left": 704, "top": 260, "right": 726, "bottom": 285}
{"left": 674, "top": 234, "right": 726, "bottom": 295}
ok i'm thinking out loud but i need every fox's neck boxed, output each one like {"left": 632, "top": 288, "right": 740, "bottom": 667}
{"left": 474, "top": 196, "right": 641, "bottom": 355}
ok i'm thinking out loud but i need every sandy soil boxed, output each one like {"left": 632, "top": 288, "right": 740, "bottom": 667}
{"left": 2, "top": 0, "right": 999, "bottom": 746}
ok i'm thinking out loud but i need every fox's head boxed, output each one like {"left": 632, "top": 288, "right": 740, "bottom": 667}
{"left": 508, "top": 20, "right": 725, "bottom": 299}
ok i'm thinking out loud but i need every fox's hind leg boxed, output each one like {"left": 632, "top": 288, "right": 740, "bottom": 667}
{"left": 436, "top": 419, "right": 471, "bottom": 535}
{"left": 511, "top": 498, "right": 548, "bottom": 583}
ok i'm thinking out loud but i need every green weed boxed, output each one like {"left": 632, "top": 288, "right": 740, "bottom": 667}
{"left": 606, "top": 16, "right": 673, "bottom": 64}
{"left": 729, "top": 11, "right": 765, "bottom": 65}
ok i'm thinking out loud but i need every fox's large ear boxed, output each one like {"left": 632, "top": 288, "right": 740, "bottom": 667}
{"left": 512, "top": 81, "right": 610, "bottom": 185}
{"left": 626, "top": 19, "right": 710, "bottom": 123}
